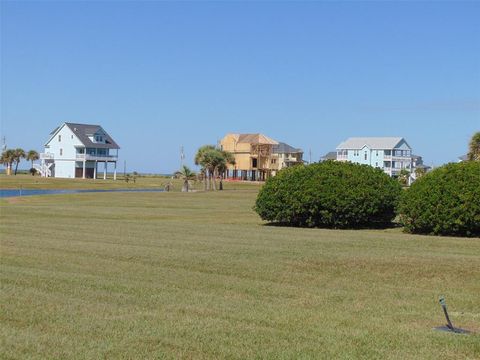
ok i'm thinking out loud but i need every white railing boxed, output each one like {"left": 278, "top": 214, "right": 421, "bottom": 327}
{"left": 76, "top": 154, "right": 118, "bottom": 161}
{"left": 40, "top": 152, "right": 54, "bottom": 160}
{"left": 337, "top": 155, "right": 348, "bottom": 160}
{"left": 384, "top": 154, "right": 411, "bottom": 160}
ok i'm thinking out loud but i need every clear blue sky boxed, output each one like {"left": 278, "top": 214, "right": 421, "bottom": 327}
{"left": 1, "top": 1, "right": 479, "bottom": 173}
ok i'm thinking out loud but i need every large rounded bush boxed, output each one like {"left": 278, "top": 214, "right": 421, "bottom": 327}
{"left": 255, "top": 161, "right": 402, "bottom": 228}
{"left": 399, "top": 161, "right": 480, "bottom": 237}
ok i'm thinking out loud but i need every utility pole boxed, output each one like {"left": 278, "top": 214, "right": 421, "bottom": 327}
{"left": 180, "top": 146, "right": 185, "bottom": 168}
{"left": 123, "top": 160, "right": 126, "bottom": 177}
{"left": 1, "top": 136, "right": 6, "bottom": 152}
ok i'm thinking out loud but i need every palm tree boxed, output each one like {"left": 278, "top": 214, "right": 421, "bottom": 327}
{"left": 195, "top": 145, "right": 216, "bottom": 191}
{"left": 175, "top": 165, "right": 196, "bottom": 192}
{"left": 195, "top": 146, "right": 236, "bottom": 191}
{"left": 218, "top": 150, "right": 235, "bottom": 176}
{"left": 26, "top": 150, "right": 40, "bottom": 174}
{"left": 398, "top": 169, "right": 410, "bottom": 187}
{"left": 13, "top": 148, "right": 26, "bottom": 175}
{"left": 1, "top": 149, "right": 15, "bottom": 175}
{"left": 467, "top": 131, "right": 480, "bottom": 161}
{"left": 215, "top": 150, "right": 235, "bottom": 190}
{"left": 414, "top": 167, "right": 426, "bottom": 179}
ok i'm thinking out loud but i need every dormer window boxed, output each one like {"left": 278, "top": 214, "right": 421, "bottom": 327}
{"left": 95, "top": 135, "right": 103, "bottom": 142}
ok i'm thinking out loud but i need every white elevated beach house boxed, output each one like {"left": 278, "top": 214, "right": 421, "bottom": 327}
{"left": 37, "top": 123, "right": 120, "bottom": 179}
{"left": 336, "top": 137, "right": 416, "bottom": 182}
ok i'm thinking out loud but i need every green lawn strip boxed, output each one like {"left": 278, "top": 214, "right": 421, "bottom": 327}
{"left": 0, "top": 174, "right": 261, "bottom": 192}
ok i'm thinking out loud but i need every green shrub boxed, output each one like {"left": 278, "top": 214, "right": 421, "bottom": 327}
{"left": 399, "top": 161, "right": 480, "bottom": 237}
{"left": 255, "top": 161, "right": 402, "bottom": 228}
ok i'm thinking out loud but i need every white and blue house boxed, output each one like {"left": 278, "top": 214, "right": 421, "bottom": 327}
{"left": 37, "top": 122, "right": 120, "bottom": 179}
{"left": 336, "top": 137, "right": 414, "bottom": 178}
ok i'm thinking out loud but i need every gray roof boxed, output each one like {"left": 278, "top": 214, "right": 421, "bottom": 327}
{"left": 321, "top": 151, "right": 337, "bottom": 161}
{"left": 336, "top": 137, "right": 405, "bottom": 150}
{"left": 64, "top": 123, "right": 120, "bottom": 149}
{"left": 458, "top": 154, "right": 468, "bottom": 161}
{"left": 272, "top": 142, "right": 302, "bottom": 154}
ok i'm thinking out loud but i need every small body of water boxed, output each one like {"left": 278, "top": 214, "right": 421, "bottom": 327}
{"left": 0, "top": 188, "right": 164, "bottom": 198}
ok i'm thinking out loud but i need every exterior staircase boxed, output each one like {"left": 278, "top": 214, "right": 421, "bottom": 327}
{"left": 34, "top": 162, "right": 53, "bottom": 177}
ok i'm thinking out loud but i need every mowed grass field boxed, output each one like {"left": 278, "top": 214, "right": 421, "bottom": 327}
{"left": 0, "top": 174, "right": 260, "bottom": 191}
{"left": 1, "top": 182, "right": 479, "bottom": 358}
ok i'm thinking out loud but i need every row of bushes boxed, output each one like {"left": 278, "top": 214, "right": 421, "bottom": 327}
{"left": 254, "top": 161, "right": 480, "bottom": 237}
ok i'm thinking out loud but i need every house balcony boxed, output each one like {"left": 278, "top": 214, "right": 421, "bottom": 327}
{"left": 40, "top": 152, "right": 54, "bottom": 160}
{"left": 76, "top": 154, "right": 118, "bottom": 161}
{"left": 337, "top": 155, "right": 348, "bottom": 161}
{"left": 384, "top": 155, "right": 411, "bottom": 161}
{"left": 384, "top": 168, "right": 402, "bottom": 176}
{"left": 284, "top": 157, "right": 301, "bottom": 163}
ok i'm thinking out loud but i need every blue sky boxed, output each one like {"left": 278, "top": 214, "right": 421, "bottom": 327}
{"left": 1, "top": 1, "right": 479, "bottom": 173}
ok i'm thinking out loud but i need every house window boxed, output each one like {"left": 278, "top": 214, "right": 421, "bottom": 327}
{"left": 375, "top": 162, "right": 378, "bottom": 167}
{"left": 364, "top": 152, "right": 367, "bottom": 160}
{"left": 376, "top": 150, "right": 379, "bottom": 156}
{"left": 58, "top": 135, "right": 61, "bottom": 142}
{"left": 271, "top": 159, "right": 276, "bottom": 164}
{"left": 60, "top": 148, "right": 63, "bottom": 156}
{"left": 71, "top": 135, "right": 74, "bottom": 139}
{"left": 95, "top": 135, "right": 103, "bottom": 142}
{"left": 252, "top": 158, "right": 258, "bottom": 168}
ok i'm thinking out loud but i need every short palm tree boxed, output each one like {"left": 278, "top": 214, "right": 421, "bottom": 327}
{"left": 26, "top": 150, "right": 40, "bottom": 174}
{"left": 414, "top": 167, "right": 426, "bottom": 179}
{"left": 398, "top": 169, "right": 410, "bottom": 187}
{"left": 175, "top": 165, "right": 196, "bottom": 192}
{"left": 1, "top": 149, "right": 15, "bottom": 175}
{"left": 467, "top": 131, "right": 480, "bottom": 161}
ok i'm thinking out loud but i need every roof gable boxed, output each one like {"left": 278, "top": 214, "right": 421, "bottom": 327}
{"left": 45, "top": 123, "right": 71, "bottom": 146}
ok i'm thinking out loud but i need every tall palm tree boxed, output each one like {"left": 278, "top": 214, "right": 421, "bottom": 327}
{"left": 13, "top": 148, "right": 26, "bottom": 175}
{"left": 26, "top": 150, "right": 40, "bottom": 173}
{"left": 1, "top": 149, "right": 15, "bottom": 175}
{"left": 217, "top": 150, "right": 235, "bottom": 177}
{"left": 215, "top": 150, "right": 235, "bottom": 190}
{"left": 195, "top": 145, "right": 216, "bottom": 191}
{"left": 175, "top": 165, "right": 196, "bottom": 192}
{"left": 467, "top": 131, "right": 480, "bottom": 161}
{"left": 195, "top": 146, "right": 236, "bottom": 191}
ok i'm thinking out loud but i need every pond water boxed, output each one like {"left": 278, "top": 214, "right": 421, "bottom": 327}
{"left": 0, "top": 188, "right": 164, "bottom": 198}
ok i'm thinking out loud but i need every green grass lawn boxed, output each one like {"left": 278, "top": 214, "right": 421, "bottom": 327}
{"left": 0, "top": 174, "right": 260, "bottom": 191}
{"left": 1, "top": 186, "right": 479, "bottom": 359}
